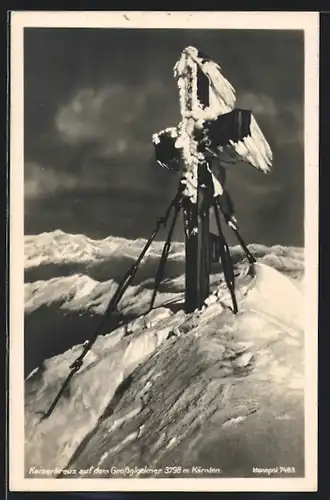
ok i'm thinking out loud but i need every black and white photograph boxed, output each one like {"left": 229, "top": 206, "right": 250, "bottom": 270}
{"left": 9, "top": 11, "right": 318, "bottom": 492}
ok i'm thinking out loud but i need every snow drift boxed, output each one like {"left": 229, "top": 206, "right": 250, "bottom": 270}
{"left": 24, "top": 231, "right": 305, "bottom": 478}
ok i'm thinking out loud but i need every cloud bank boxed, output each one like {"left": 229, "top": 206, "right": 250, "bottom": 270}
{"left": 24, "top": 28, "right": 304, "bottom": 246}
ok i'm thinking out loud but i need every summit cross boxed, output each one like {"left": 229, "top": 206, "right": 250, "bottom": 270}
{"left": 152, "top": 46, "right": 272, "bottom": 313}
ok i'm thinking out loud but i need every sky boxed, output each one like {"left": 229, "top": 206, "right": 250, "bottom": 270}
{"left": 24, "top": 28, "right": 304, "bottom": 246}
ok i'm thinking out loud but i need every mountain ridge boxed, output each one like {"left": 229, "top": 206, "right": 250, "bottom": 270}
{"left": 24, "top": 231, "right": 305, "bottom": 479}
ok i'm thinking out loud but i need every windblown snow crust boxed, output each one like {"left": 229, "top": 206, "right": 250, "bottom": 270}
{"left": 24, "top": 231, "right": 305, "bottom": 479}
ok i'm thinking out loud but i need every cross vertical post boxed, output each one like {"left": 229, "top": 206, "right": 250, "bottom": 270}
{"left": 183, "top": 160, "right": 212, "bottom": 312}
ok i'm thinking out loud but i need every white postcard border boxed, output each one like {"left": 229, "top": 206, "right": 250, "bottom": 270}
{"left": 9, "top": 10, "right": 319, "bottom": 492}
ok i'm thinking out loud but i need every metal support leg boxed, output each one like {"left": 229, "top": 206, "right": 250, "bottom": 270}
{"left": 212, "top": 200, "right": 238, "bottom": 314}
{"left": 148, "top": 197, "right": 182, "bottom": 312}
{"left": 39, "top": 190, "right": 183, "bottom": 420}
{"left": 215, "top": 194, "right": 256, "bottom": 265}
{"left": 227, "top": 221, "right": 256, "bottom": 265}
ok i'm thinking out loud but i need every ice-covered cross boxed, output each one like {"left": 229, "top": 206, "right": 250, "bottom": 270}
{"left": 152, "top": 46, "right": 272, "bottom": 203}
{"left": 152, "top": 46, "right": 273, "bottom": 313}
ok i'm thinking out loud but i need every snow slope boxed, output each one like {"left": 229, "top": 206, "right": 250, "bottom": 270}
{"left": 24, "top": 231, "right": 305, "bottom": 479}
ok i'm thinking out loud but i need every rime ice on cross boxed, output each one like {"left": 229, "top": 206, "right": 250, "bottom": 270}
{"left": 152, "top": 46, "right": 272, "bottom": 312}
{"left": 153, "top": 46, "right": 271, "bottom": 195}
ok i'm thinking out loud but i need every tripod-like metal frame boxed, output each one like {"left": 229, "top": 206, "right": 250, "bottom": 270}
{"left": 39, "top": 174, "right": 255, "bottom": 419}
